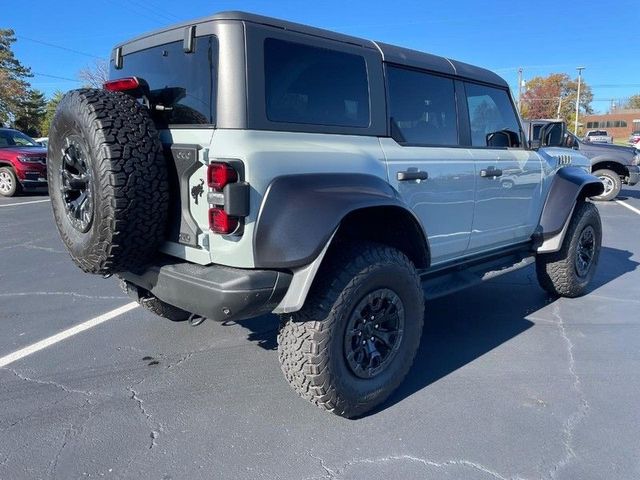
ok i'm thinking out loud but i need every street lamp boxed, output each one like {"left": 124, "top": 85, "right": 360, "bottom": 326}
{"left": 575, "top": 66, "right": 585, "bottom": 134}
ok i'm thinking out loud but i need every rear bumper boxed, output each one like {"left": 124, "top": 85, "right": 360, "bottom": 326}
{"left": 120, "top": 257, "right": 292, "bottom": 322}
{"left": 626, "top": 165, "right": 640, "bottom": 186}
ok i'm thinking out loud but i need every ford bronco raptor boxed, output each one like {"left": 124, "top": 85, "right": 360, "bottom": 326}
{"left": 48, "top": 12, "right": 604, "bottom": 418}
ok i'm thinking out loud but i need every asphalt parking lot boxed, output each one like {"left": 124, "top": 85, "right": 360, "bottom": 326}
{"left": 1, "top": 187, "right": 639, "bottom": 480}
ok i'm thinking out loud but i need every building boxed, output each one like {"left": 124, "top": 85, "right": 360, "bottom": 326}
{"left": 581, "top": 109, "right": 640, "bottom": 141}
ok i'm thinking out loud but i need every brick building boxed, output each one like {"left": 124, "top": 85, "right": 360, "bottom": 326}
{"left": 581, "top": 109, "right": 640, "bottom": 141}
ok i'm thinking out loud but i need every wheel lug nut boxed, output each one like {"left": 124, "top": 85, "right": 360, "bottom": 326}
{"left": 357, "top": 331, "right": 362, "bottom": 336}
{"left": 370, "top": 337, "right": 374, "bottom": 341}
{"left": 362, "top": 341, "right": 366, "bottom": 345}
{"left": 374, "top": 324, "right": 379, "bottom": 329}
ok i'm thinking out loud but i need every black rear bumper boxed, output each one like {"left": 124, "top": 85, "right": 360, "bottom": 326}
{"left": 627, "top": 165, "right": 640, "bottom": 186}
{"left": 120, "top": 257, "right": 292, "bottom": 322}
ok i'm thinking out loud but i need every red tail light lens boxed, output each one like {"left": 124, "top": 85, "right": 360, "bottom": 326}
{"left": 207, "top": 162, "right": 238, "bottom": 190}
{"left": 103, "top": 77, "right": 141, "bottom": 92}
{"left": 209, "top": 207, "right": 239, "bottom": 234}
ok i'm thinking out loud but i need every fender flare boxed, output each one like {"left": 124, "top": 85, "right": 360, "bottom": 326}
{"left": 537, "top": 167, "right": 604, "bottom": 253}
{"left": 253, "top": 173, "right": 428, "bottom": 269}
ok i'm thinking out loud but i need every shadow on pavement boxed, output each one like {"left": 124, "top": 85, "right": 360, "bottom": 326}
{"left": 231, "top": 246, "right": 638, "bottom": 416}
{"left": 617, "top": 188, "right": 640, "bottom": 200}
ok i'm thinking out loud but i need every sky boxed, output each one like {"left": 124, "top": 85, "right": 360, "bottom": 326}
{"left": 4, "top": 0, "right": 640, "bottom": 113}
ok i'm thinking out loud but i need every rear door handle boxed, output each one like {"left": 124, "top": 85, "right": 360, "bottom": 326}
{"left": 480, "top": 167, "right": 503, "bottom": 178}
{"left": 397, "top": 170, "right": 429, "bottom": 181}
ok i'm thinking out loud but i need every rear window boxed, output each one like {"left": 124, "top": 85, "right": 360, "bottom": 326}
{"left": 264, "top": 38, "right": 370, "bottom": 128}
{"left": 112, "top": 35, "right": 218, "bottom": 126}
{"left": 588, "top": 130, "right": 607, "bottom": 136}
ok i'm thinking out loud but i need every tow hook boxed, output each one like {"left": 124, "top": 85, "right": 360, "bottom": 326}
{"left": 188, "top": 313, "right": 206, "bottom": 327}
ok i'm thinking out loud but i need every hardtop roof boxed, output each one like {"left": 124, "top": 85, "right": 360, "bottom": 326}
{"left": 114, "top": 11, "right": 508, "bottom": 88}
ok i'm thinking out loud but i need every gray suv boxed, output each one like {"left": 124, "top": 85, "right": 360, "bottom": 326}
{"left": 47, "top": 11, "right": 604, "bottom": 417}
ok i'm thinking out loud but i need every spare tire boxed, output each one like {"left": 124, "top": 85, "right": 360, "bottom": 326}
{"left": 48, "top": 89, "right": 169, "bottom": 274}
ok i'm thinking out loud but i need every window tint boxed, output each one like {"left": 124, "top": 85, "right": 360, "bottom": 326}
{"left": 114, "top": 36, "right": 218, "bottom": 125}
{"left": 465, "top": 83, "right": 521, "bottom": 147}
{"left": 264, "top": 38, "right": 370, "bottom": 127}
{"left": 0, "top": 129, "right": 39, "bottom": 148}
{"left": 386, "top": 66, "right": 458, "bottom": 146}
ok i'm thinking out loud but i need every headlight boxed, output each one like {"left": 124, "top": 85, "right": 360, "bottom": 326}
{"left": 17, "top": 155, "right": 41, "bottom": 163}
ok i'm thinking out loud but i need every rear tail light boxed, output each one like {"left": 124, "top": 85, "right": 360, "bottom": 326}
{"left": 209, "top": 207, "right": 239, "bottom": 235}
{"left": 207, "top": 162, "right": 238, "bottom": 190}
{"left": 103, "top": 77, "right": 141, "bottom": 92}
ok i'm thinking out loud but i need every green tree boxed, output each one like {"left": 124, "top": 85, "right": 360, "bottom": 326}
{"left": 14, "top": 89, "right": 46, "bottom": 137}
{"left": 520, "top": 73, "right": 593, "bottom": 132}
{"left": 0, "top": 29, "right": 31, "bottom": 125}
{"left": 40, "top": 90, "right": 64, "bottom": 136}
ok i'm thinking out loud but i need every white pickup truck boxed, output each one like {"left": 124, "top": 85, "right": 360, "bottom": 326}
{"left": 584, "top": 130, "right": 613, "bottom": 144}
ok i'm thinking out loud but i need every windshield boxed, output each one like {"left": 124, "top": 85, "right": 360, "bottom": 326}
{"left": 588, "top": 130, "right": 607, "bottom": 136}
{"left": 0, "top": 129, "right": 39, "bottom": 148}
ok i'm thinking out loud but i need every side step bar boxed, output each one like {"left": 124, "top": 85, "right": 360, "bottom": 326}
{"left": 421, "top": 245, "right": 535, "bottom": 300}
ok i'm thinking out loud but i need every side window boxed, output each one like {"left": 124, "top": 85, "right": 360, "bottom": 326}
{"left": 465, "top": 83, "right": 521, "bottom": 148}
{"left": 264, "top": 38, "right": 370, "bottom": 128}
{"left": 386, "top": 66, "right": 458, "bottom": 146}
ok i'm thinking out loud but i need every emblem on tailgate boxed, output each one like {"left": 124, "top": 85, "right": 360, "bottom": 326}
{"left": 191, "top": 179, "right": 204, "bottom": 205}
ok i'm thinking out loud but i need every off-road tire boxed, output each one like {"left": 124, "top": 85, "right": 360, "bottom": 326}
{"left": 278, "top": 243, "right": 425, "bottom": 418}
{"left": 120, "top": 278, "right": 190, "bottom": 322}
{"left": 48, "top": 89, "right": 169, "bottom": 274}
{"left": 591, "top": 169, "right": 621, "bottom": 201}
{"left": 0, "top": 167, "right": 19, "bottom": 197}
{"left": 536, "top": 201, "right": 601, "bottom": 298}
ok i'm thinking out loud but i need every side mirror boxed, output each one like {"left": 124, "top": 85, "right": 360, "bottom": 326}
{"left": 486, "top": 129, "right": 520, "bottom": 148}
{"left": 540, "top": 122, "right": 566, "bottom": 147}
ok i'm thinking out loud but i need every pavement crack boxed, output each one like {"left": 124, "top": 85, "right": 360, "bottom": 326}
{"left": 127, "top": 386, "right": 163, "bottom": 450}
{"left": 546, "top": 301, "right": 590, "bottom": 479}
{"left": 166, "top": 352, "right": 193, "bottom": 370}
{"left": 2, "top": 367, "right": 93, "bottom": 397}
{"left": 304, "top": 453, "right": 510, "bottom": 480}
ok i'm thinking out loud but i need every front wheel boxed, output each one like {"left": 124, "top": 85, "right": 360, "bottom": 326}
{"left": 0, "top": 167, "right": 19, "bottom": 197}
{"left": 278, "top": 243, "right": 425, "bottom": 418}
{"left": 591, "top": 169, "right": 621, "bottom": 201}
{"left": 536, "top": 201, "right": 601, "bottom": 298}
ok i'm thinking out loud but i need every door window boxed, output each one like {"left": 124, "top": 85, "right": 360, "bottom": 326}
{"left": 386, "top": 66, "right": 459, "bottom": 146}
{"left": 465, "top": 83, "right": 521, "bottom": 148}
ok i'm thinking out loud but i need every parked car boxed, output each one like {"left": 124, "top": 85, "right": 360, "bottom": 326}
{"left": 583, "top": 130, "right": 613, "bottom": 144}
{"left": 48, "top": 11, "right": 603, "bottom": 418}
{"left": 628, "top": 131, "right": 640, "bottom": 147}
{"left": 0, "top": 128, "right": 48, "bottom": 197}
{"left": 525, "top": 120, "right": 640, "bottom": 200}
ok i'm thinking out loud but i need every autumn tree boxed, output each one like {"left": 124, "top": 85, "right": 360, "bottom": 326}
{"left": 0, "top": 29, "right": 32, "bottom": 125}
{"left": 520, "top": 73, "right": 593, "bottom": 130}
{"left": 624, "top": 94, "right": 640, "bottom": 110}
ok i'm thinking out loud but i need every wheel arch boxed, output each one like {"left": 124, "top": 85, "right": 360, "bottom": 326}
{"left": 537, "top": 166, "right": 604, "bottom": 253}
{"left": 591, "top": 160, "right": 629, "bottom": 178}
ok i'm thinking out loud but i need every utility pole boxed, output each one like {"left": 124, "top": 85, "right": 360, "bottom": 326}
{"left": 517, "top": 68, "right": 523, "bottom": 113}
{"left": 575, "top": 66, "right": 585, "bottom": 134}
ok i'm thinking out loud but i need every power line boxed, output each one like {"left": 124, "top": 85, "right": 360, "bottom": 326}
{"left": 16, "top": 35, "right": 105, "bottom": 59}
{"left": 32, "top": 72, "right": 81, "bottom": 82}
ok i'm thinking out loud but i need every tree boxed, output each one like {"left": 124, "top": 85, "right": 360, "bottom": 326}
{"left": 78, "top": 59, "right": 109, "bottom": 88}
{"left": 625, "top": 94, "right": 640, "bottom": 110}
{"left": 0, "top": 29, "right": 32, "bottom": 126}
{"left": 520, "top": 73, "right": 593, "bottom": 131}
{"left": 39, "top": 91, "right": 65, "bottom": 136}
{"left": 14, "top": 89, "right": 46, "bottom": 137}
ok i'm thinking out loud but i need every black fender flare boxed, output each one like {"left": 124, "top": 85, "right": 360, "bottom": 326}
{"left": 538, "top": 167, "right": 604, "bottom": 249}
{"left": 253, "top": 173, "right": 428, "bottom": 269}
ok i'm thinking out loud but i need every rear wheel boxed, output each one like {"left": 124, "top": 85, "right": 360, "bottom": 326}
{"left": 591, "top": 169, "right": 621, "bottom": 201}
{"left": 536, "top": 201, "right": 601, "bottom": 298}
{"left": 0, "top": 167, "right": 19, "bottom": 197}
{"left": 278, "top": 243, "right": 425, "bottom": 418}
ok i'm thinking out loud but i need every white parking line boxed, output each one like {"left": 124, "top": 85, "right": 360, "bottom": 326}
{"left": 615, "top": 199, "right": 640, "bottom": 216}
{"left": 0, "top": 199, "right": 51, "bottom": 208}
{"left": 0, "top": 302, "right": 138, "bottom": 368}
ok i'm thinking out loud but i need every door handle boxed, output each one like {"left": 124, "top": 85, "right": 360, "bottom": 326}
{"left": 397, "top": 170, "right": 429, "bottom": 181}
{"left": 480, "top": 167, "right": 503, "bottom": 178}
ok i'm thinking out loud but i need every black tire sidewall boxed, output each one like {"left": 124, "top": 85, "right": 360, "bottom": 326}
{"left": 327, "top": 262, "right": 424, "bottom": 409}
{"left": 566, "top": 203, "right": 602, "bottom": 290}
{"left": 48, "top": 116, "right": 103, "bottom": 264}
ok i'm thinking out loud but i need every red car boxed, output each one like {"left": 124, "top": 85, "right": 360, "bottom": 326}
{"left": 0, "top": 128, "right": 48, "bottom": 197}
